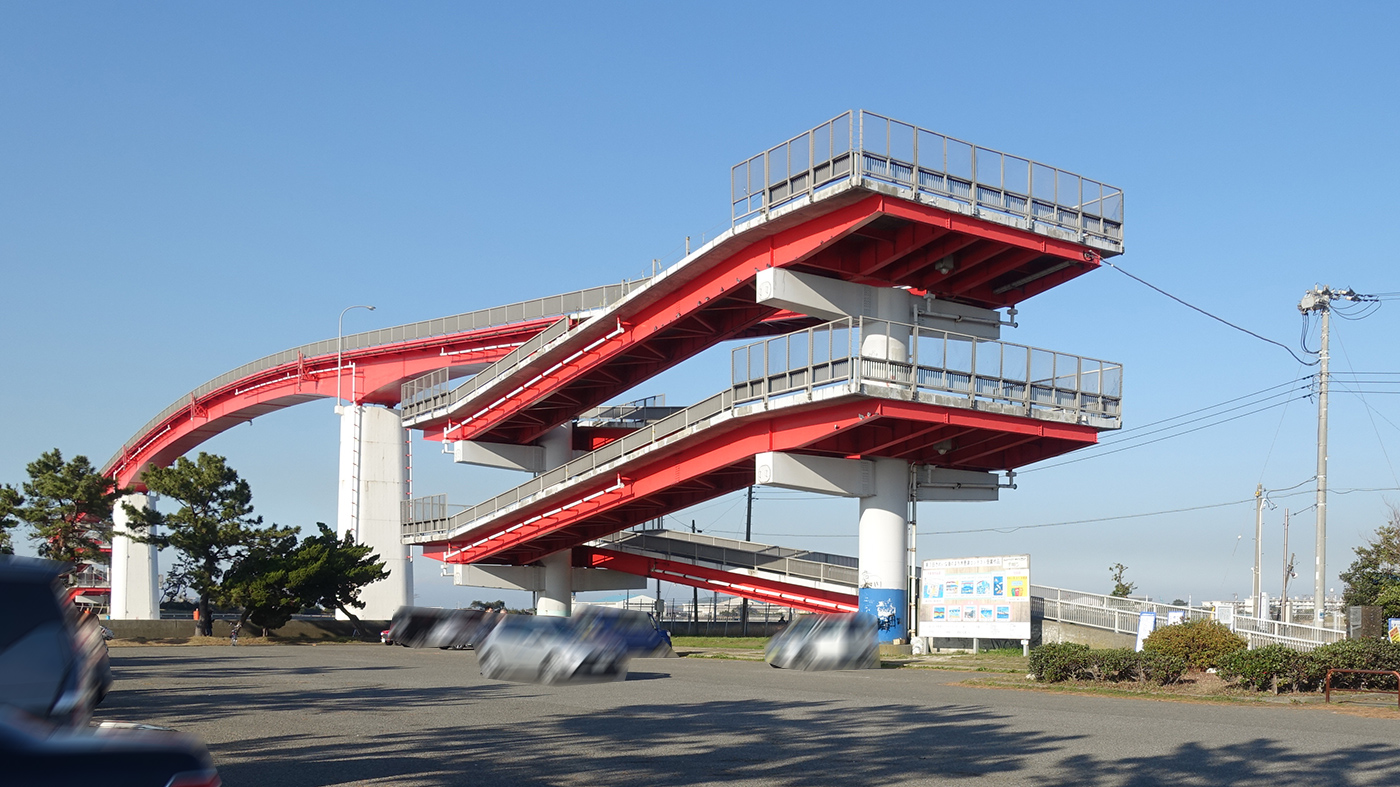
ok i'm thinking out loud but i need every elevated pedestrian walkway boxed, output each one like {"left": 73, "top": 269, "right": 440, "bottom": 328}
{"left": 400, "top": 110, "right": 1123, "bottom": 448}
{"left": 404, "top": 315, "right": 1121, "bottom": 566}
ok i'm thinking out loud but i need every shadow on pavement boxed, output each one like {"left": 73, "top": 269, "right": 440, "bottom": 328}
{"left": 102, "top": 649, "right": 1400, "bottom": 787}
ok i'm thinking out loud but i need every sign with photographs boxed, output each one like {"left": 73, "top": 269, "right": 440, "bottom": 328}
{"left": 917, "top": 554, "right": 1031, "bottom": 640}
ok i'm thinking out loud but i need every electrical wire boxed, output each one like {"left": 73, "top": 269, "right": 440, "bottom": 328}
{"left": 931, "top": 497, "right": 1257, "bottom": 535}
{"left": 1102, "top": 260, "right": 1318, "bottom": 366}
{"left": 1021, "top": 395, "right": 1307, "bottom": 473}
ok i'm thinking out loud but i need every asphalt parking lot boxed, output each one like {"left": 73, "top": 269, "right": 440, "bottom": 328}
{"left": 99, "top": 645, "right": 1400, "bottom": 786}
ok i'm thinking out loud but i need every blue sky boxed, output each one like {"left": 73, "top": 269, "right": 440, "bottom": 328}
{"left": 2, "top": 2, "right": 1397, "bottom": 609}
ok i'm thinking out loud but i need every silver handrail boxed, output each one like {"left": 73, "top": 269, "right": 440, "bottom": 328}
{"left": 403, "top": 322, "right": 1122, "bottom": 543}
{"left": 732, "top": 110, "right": 1124, "bottom": 249}
{"left": 106, "top": 278, "right": 649, "bottom": 476}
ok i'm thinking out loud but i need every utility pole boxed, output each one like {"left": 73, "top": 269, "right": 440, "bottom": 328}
{"left": 691, "top": 520, "right": 700, "bottom": 629}
{"left": 742, "top": 486, "right": 753, "bottom": 636}
{"left": 1253, "top": 484, "right": 1264, "bottom": 619}
{"left": 1298, "top": 286, "right": 1362, "bottom": 624}
{"left": 1281, "top": 509, "right": 1295, "bottom": 624}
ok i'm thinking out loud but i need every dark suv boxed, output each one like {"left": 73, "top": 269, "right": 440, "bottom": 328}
{"left": 0, "top": 556, "right": 112, "bottom": 727}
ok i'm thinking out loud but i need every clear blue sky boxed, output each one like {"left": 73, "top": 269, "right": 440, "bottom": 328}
{"left": 2, "top": 2, "right": 1397, "bottom": 609}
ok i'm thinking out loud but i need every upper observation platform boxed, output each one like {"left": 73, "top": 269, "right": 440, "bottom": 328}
{"left": 402, "top": 318, "right": 1122, "bottom": 566}
{"left": 103, "top": 281, "right": 649, "bottom": 488}
{"left": 400, "top": 110, "right": 1124, "bottom": 448}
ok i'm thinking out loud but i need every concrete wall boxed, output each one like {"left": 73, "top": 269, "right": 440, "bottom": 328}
{"left": 1037, "top": 619, "right": 1136, "bottom": 650}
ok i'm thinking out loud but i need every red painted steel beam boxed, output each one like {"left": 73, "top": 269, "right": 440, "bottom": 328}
{"left": 422, "top": 394, "right": 1102, "bottom": 566}
{"left": 578, "top": 546, "right": 859, "bottom": 614}
{"left": 106, "top": 317, "right": 559, "bottom": 488}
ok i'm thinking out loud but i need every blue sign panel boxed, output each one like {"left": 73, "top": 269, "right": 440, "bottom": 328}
{"left": 859, "top": 587, "right": 907, "bottom": 643}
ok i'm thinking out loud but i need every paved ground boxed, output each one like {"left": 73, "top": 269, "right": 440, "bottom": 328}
{"left": 99, "top": 645, "right": 1400, "bottom": 786}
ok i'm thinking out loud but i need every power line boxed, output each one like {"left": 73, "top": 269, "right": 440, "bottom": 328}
{"left": 1101, "top": 260, "right": 1318, "bottom": 366}
{"left": 1022, "top": 395, "right": 1306, "bottom": 473}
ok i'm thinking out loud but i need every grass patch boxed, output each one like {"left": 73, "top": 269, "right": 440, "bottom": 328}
{"left": 670, "top": 636, "right": 770, "bottom": 649}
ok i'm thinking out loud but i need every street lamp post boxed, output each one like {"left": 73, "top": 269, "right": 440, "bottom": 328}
{"left": 337, "top": 304, "right": 376, "bottom": 407}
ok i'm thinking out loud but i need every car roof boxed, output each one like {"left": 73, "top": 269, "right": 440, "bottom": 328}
{"left": 0, "top": 556, "right": 66, "bottom": 583}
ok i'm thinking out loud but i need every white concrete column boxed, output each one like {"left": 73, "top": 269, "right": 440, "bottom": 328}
{"left": 536, "top": 424, "right": 575, "bottom": 617}
{"left": 337, "top": 404, "right": 413, "bottom": 620}
{"left": 109, "top": 493, "right": 159, "bottom": 620}
{"left": 859, "top": 457, "right": 911, "bottom": 643}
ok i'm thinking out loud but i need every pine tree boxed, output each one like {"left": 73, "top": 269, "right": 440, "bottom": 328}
{"left": 6, "top": 449, "right": 123, "bottom": 572}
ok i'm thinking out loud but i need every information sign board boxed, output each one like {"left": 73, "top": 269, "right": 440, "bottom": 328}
{"left": 917, "top": 554, "right": 1030, "bottom": 640}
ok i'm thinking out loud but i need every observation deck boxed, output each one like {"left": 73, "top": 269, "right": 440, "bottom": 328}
{"left": 398, "top": 110, "right": 1123, "bottom": 449}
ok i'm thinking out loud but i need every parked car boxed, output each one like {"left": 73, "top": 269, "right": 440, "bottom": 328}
{"left": 765, "top": 613, "right": 879, "bottom": 671}
{"left": 476, "top": 614, "right": 629, "bottom": 685}
{"left": 572, "top": 607, "right": 674, "bottom": 657}
{"left": 387, "top": 606, "right": 493, "bottom": 649}
{"left": 0, "top": 707, "right": 220, "bottom": 787}
{"left": 0, "top": 556, "right": 112, "bottom": 727}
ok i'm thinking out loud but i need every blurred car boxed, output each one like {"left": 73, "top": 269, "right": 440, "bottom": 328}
{"left": 387, "top": 606, "right": 493, "bottom": 649}
{"left": 1, "top": 707, "right": 220, "bottom": 787}
{"left": 476, "top": 614, "right": 629, "bottom": 685}
{"left": 0, "top": 556, "right": 112, "bottom": 727}
{"left": 765, "top": 613, "right": 879, "bottom": 671}
{"left": 572, "top": 607, "right": 674, "bottom": 657}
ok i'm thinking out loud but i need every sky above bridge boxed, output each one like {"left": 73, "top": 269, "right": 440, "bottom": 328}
{"left": 2, "top": 2, "right": 1397, "bottom": 609}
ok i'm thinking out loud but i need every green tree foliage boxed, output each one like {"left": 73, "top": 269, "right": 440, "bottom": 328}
{"left": 124, "top": 453, "right": 294, "bottom": 636}
{"left": 1109, "top": 563, "right": 1136, "bottom": 597}
{"left": 221, "top": 529, "right": 304, "bottom": 633}
{"left": 1340, "top": 504, "right": 1400, "bottom": 613}
{"left": 282, "top": 523, "right": 388, "bottom": 635}
{"left": 4, "top": 449, "right": 123, "bottom": 570}
{"left": 0, "top": 486, "right": 21, "bottom": 554}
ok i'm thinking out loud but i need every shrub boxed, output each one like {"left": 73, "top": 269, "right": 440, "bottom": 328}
{"left": 1216, "top": 639, "right": 1400, "bottom": 693}
{"left": 1137, "top": 650, "right": 1188, "bottom": 685}
{"left": 1030, "top": 644, "right": 1185, "bottom": 685}
{"left": 1029, "top": 642, "right": 1091, "bottom": 682}
{"left": 1142, "top": 619, "right": 1246, "bottom": 670}
{"left": 1217, "top": 645, "right": 1313, "bottom": 692}
{"left": 1086, "top": 648, "right": 1139, "bottom": 682}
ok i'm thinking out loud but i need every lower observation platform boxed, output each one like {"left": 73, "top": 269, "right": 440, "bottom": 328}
{"left": 404, "top": 316, "right": 1121, "bottom": 567}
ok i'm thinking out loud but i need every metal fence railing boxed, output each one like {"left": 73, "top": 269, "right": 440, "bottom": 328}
{"left": 731, "top": 317, "right": 1123, "bottom": 426}
{"left": 1032, "top": 584, "right": 1347, "bottom": 652}
{"left": 732, "top": 110, "right": 1124, "bottom": 250}
{"left": 403, "top": 324, "right": 1121, "bottom": 543}
{"left": 106, "top": 278, "right": 650, "bottom": 476}
{"left": 594, "top": 529, "right": 859, "bottom": 589}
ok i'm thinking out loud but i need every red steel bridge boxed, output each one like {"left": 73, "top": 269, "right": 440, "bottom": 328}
{"left": 103, "top": 111, "right": 1124, "bottom": 628}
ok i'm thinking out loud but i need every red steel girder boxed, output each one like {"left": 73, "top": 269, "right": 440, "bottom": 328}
{"left": 422, "top": 395, "right": 1100, "bottom": 566}
{"left": 435, "top": 191, "right": 1106, "bottom": 446}
{"left": 107, "top": 317, "right": 559, "bottom": 488}
{"left": 577, "top": 546, "right": 858, "bottom": 614}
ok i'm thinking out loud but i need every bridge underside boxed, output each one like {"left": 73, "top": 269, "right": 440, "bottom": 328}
{"left": 420, "top": 393, "right": 1097, "bottom": 567}
{"left": 424, "top": 189, "right": 1103, "bottom": 448}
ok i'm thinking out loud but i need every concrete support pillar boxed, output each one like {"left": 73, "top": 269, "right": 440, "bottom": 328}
{"left": 337, "top": 404, "right": 413, "bottom": 620}
{"left": 109, "top": 493, "right": 159, "bottom": 620}
{"left": 536, "top": 424, "right": 575, "bottom": 617}
{"left": 859, "top": 458, "right": 911, "bottom": 643}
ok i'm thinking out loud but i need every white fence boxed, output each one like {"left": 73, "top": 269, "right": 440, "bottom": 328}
{"left": 1032, "top": 584, "right": 1345, "bottom": 652}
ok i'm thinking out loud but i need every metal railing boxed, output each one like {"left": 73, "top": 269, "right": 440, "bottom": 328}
{"left": 575, "top": 396, "right": 686, "bottom": 427}
{"left": 732, "top": 110, "right": 1124, "bottom": 249}
{"left": 106, "top": 279, "right": 650, "bottom": 476}
{"left": 1032, "top": 584, "right": 1346, "bottom": 652}
{"left": 403, "top": 324, "right": 1122, "bottom": 543}
{"left": 595, "top": 529, "right": 859, "bottom": 589}
{"left": 731, "top": 317, "right": 1123, "bottom": 426}
{"left": 402, "top": 388, "right": 739, "bottom": 541}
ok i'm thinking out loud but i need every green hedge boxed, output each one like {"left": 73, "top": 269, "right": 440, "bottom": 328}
{"left": 1029, "top": 643, "right": 1186, "bottom": 686}
{"left": 1217, "top": 639, "right": 1400, "bottom": 693}
{"left": 1142, "top": 619, "right": 1246, "bottom": 670}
